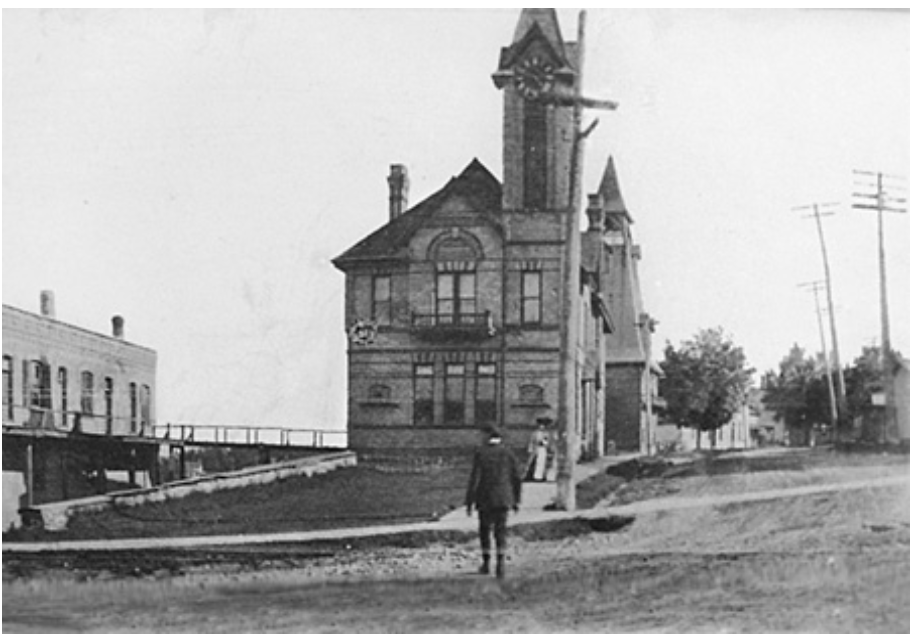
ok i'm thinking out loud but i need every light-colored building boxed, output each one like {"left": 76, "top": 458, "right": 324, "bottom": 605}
{"left": 2, "top": 291, "right": 159, "bottom": 529}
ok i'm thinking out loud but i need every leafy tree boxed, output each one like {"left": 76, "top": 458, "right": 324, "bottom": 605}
{"left": 658, "top": 327, "right": 755, "bottom": 449}
{"left": 844, "top": 346, "right": 885, "bottom": 420}
{"left": 762, "top": 344, "right": 834, "bottom": 444}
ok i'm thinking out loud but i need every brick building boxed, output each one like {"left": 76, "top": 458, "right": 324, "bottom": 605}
{"left": 333, "top": 9, "right": 656, "bottom": 455}
{"left": 2, "top": 291, "right": 159, "bottom": 527}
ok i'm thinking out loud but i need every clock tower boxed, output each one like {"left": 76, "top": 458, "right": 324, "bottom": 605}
{"left": 493, "top": 9, "right": 578, "bottom": 214}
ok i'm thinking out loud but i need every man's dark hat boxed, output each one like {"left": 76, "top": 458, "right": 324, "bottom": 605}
{"left": 481, "top": 422, "right": 502, "bottom": 439}
{"left": 536, "top": 417, "right": 553, "bottom": 426}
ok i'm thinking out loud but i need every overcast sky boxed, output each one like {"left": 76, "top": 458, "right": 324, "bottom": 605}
{"left": 2, "top": 9, "right": 909, "bottom": 430}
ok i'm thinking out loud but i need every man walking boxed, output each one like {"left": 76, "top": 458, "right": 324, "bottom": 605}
{"left": 466, "top": 423, "right": 522, "bottom": 579}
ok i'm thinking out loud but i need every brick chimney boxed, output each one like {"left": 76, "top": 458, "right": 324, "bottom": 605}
{"left": 387, "top": 164, "right": 409, "bottom": 220}
{"left": 40, "top": 290, "right": 56, "bottom": 318}
{"left": 112, "top": 315, "right": 124, "bottom": 339}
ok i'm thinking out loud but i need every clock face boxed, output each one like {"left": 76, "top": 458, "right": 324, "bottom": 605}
{"left": 513, "top": 55, "right": 555, "bottom": 100}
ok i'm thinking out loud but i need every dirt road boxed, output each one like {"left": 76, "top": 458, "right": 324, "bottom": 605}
{"left": 3, "top": 453, "right": 909, "bottom": 633}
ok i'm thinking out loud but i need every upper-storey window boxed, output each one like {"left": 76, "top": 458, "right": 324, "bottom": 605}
{"left": 81, "top": 371, "right": 94, "bottom": 416}
{"left": 372, "top": 275, "right": 392, "bottom": 326}
{"left": 522, "top": 269, "right": 543, "bottom": 325}
{"left": 3, "top": 356, "right": 13, "bottom": 421}
{"left": 140, "top": 385, "right": 152, "bottom": 434}
{"left": 26, "top": 360, "right": 51, "bottom": 410}
{"left": 104, "top": 377, "right": 114, "bottom": 434}
{"left": 523, "top": 99, "right": 548, "bottom": 209}
{"left": 130, "top": 382, "right": 139, "bottom": 434}
{"left": 436, "top": 270, "right": 476, "bottom": 324}
{"left": 58, "top": 367, "right": 68, "bottom": 428}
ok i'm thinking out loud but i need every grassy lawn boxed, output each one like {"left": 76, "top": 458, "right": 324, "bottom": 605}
{"left": 40, "top": 462, "right": 472, "bottom": 541}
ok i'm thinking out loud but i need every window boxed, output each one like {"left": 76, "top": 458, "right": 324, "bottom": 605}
{"left": 372, "top": 275, "right": 392, "bottom": 326}
{"left": 81, "top": 371, "right": 94, "bottom": 416}
{"left": 104, "top": 377, "right": 114, "bottom": 434}
{"left": 413, "top": 364, "right": 434, "bottom": 425}
{"left": 58, "top": 368, "right": 68, "bottom": 428}
{"left": 444, "top": 363, "right": 465, "bottom": 425}
{"left": 475, "top": 363, "right": 497, "bottom": 424}
{"left": 523, "top": 99, "right": 548, "bottom": 209}
{"left": 27, "top": 360, "right": 51, "bottom": 410}
{"left": 130, "top": 383, "right": 138, "bottom": 434}
{"left": 140, "top": 385, "right": 151, "bottom": 434}
{"left": 436, "top": 270, "right": 475, "bottom": 324}
{"left": 3, "top": 356, "right": 12, "bottom": 420}
{"left": 522, "top": 270, "right": 542, "bottom": 325}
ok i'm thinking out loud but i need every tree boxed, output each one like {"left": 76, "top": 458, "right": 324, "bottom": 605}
{"left": 658, "top": 327, "right": 755, "bottom": 449}
{"left": 762, "top": 344, "right": 833, "bottom": 445}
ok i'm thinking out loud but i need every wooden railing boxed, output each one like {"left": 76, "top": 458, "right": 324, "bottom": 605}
{"left": 151, "top": 424, "right": 346, "bottom": 449}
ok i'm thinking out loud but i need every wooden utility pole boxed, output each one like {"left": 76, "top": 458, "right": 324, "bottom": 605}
{"left": 793, "top": 203, "right": 847, "bottom": 439}
{"left": 852, "top": 170, "right": 908, "bottom": 443}
{"left": 798, "top": 280, "right": 838, "bottom": 440}
{"left": 553, "top": 10, "right": 617, "bottom": 510}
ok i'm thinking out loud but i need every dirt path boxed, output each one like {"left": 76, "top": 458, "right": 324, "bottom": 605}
{"left": 595, "top": 472, "right": 910, "bottom": 516}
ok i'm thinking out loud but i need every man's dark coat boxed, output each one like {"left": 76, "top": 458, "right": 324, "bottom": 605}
{"left": 466, "top": 441, "right": 523, "bottom": 511}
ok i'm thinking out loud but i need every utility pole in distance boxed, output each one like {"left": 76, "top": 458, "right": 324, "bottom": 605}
{"left": 793, "top": 202, "right": 848, "bottom": 439}
{"left": 798, "top": 280, "right": 838, "bottom": 442}
{"left": 852, "top": 170, "right": 908, "bottom": 444}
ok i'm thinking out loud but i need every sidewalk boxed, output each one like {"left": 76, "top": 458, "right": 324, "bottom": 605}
{"left": 2, "top": 454, "right": 631, "bottom": 553}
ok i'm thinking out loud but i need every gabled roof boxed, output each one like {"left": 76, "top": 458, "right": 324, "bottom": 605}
{"left": 332, "top": 159, "right": 501, "bottom": 269}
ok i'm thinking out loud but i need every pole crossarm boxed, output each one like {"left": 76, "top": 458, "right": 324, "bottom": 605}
{"left": 539, "top": 92, "right": 618, "bottom": 111}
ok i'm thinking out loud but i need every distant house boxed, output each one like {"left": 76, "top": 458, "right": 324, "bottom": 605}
{"left": 655, "top": 404, "right": 756, "bottom": 453}
{"left": 748, "top": 388, "right": 787, "bottom": 447}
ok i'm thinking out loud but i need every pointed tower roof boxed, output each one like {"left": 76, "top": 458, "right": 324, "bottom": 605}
{"left": 494, "top": 8, "right": 577, "bottom": 87}
{"left": 598, "top": 155, "right": 632, "bottom": 223}
{"left": 513, "top": 9, "right": 567, "bottom": 53}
